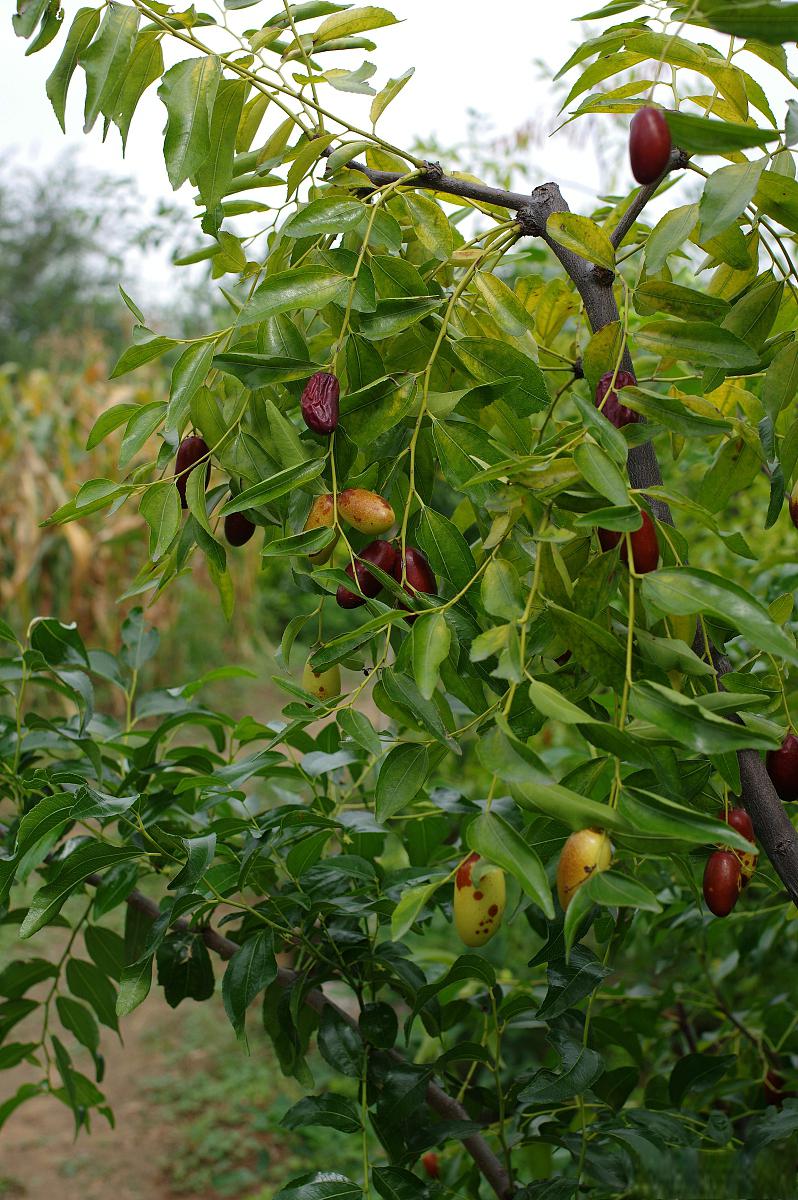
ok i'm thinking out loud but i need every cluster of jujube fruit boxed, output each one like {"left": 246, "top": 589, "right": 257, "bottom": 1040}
{"left": 703, "top": 807, "right": 758, "bottom": 917}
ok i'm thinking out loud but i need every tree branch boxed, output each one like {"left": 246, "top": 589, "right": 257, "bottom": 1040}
{"left": 93, "top": 875, "right": 513, "bottom": 1198}
{"left": 516, "top": 179, "right": 798, "bottom": 905}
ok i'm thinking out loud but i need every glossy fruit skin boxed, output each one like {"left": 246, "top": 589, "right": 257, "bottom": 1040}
{"left": 224, "top": 512, "right": 255, "bottom": 547}
{"left": 766, "top": 732, "right": 798, "bottom": 801}
{"left": 421, "top": 1152, "right": 440, "bottom": 1180}
{"left": 598, "top": 511, "right": 659, "bottom": 574}
{"left": 718, "top": 806, "right": 755, "bottom": 845}
{"left": 629, "top": 106, "right": 672, "bottom": 184}
{"left": 338, "top": 488, "right": 395, "bottom": 535}
{"left": 556, "top": 828, "right": 612, "bottom": 911}
{"left": 717, "top": 807, "right": 757, "bottom": 887}
{"left": 392, "top": 545, "right": 437, "bottom": 619}
{"left": 336, "top": 539, "right": 399, "bottom": 609}
{"left": 303, "top": 494, "right": 339, "bottom": 564}
{"left": 174, "top": 436, "right": 210, "bottom": 509}
{"left": 453, "top": 852, "right": 506, "bottom": 947}
{"left": 790, "top": 481, "right": 798, "bottom": 529}
{"left": 300, "top": 371, "right": 340, "bottom": 435}
{"left": 302, "top": 660, "right": 341, "bottom": 701}
{"left": 703, "top": 850, "right": 741, "bottom": 917}
{"left": 595, "top": 370, "right": 639, "bottom": 428}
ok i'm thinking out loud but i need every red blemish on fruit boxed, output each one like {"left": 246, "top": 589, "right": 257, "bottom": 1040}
{"left": 456, "top": 852, "right": 479, "bottom": 889}
{"left": 473, "top": 890, "right": 483, "bottom": 901}
{"left": 488, "top": 904, "right": 499, "bottom": 917}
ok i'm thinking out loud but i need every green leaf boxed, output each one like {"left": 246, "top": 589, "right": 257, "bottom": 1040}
{"left": 390, "top": 876, "right": 446, "bottom": 941}
{"left": 546, "top": 212, "right": 616, "bottom": 270}
{"left": 79, "top": 2, "right": 140, "bottom": 133}
{"left": 644, "top": 203, "right": 699, "bottom": 274}
{"left": 238, "top": 266, "right": 348, "bottom": 325}
{"left": 158, "top": 55, "right": 221, "bottom": 190}
{"left": 574, "top": 442, "right": 629, "bottom": 506}
{"left": 635, "top": 321, "right": 759, "bottom": 368}
{"left": 641, "top": 566, "right": 798, "bottom": 664}
{"left": 111, "top": 335, "right": 179, "bottom": 378}
{"left": 221, "top": 458, "right": 325, "bottom": 514}
{"left": 699, "top": 2, "right": 798, "bottom": 44}
{"left": 670, "top": 1052, "right": 736, "bottom": 1105}
{"left": 222, "top": 931, "right": 276, "bottom": 1038}
{"left": 411, "top": 613, "right": 450, "bottom": 700}
{"left": 140, "top": 481, "right": 182, "bottom": 562}
{"left": 375, "top": 744, "right": 429, "bottom": 821}
{"left": 196, "top": 77, "right": 247, "bottom": 211}
{"left": 415, "top": 508, "right": 475, "bottom": 591}
{"left": 116, "top": 958, "right": 153, "bottom": 1017}
{"left": 86, "top": 402, "right": 138, "bottom": 451}
{"left": 45, "top": 6, "right": 100, "bottom": 132}
{"left": 56, "top": 996, "right": 100, "bottom": 1056}
{"left": 317, "top": 1008, "right": 363, "bottom": 1079}
{"left": 65, "top": 958, "right": 119, "bottom": 1032}
{"left": 618, "top": 788, "right": 758, "bottom": 852}
{"left": 112, "top": 28, "right": 164, "bottom": 149}
{"left": 20, "top": 844, "right": 140, "bottom": 938}
{"left": 473, "top": 271, "right": 536, "bottom": 338}
{"left": 633, "top": 281, "right": 730, "bottom": 323}
{"left": 168, "top": 341, "right": 216, "bottom": 428}
{"left": 526, "top": 678, "right": 595, "bottom": 725}
{"left": 282, "top": 196, "right": 365, "bottom": 238}
{"left": 630, "top": 680, "right": 779, "bottom": 754}
{"left": 699, "top": 159, "right": 765, "bottom": 242}
{"left": 481, "top": 559, "right": 524, "bottom": 620}
{"left": 282, "top": 1093, "right": 361, "bottom": 1134}
{"left": 665, "top": 110, "right": 778, "bottom": 153}
{"left": 169, "top": 834, "right": 216, "bottom": 892}
{"left": 156, "top": 934, "right": 215, "bottom": 1008}
{"left": 467, "top": 812, "right": 554, "bottom": 918}
{"left": 314, "top": 6, "right": 400, "bottom": 41}
{"left": 513, "top": 780, "right": 628, "bottom": 832}
{"left": 370, "top": 66, "right": 414, "bottom": 125}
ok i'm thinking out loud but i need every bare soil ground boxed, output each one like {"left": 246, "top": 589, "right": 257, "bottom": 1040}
{"left": 1, "top": 1000, "right": 200, "bottom": 1200}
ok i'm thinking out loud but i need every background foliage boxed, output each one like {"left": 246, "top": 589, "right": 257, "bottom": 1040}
{"left": 5, "top": 2, "right": 798, "bottom": 1197}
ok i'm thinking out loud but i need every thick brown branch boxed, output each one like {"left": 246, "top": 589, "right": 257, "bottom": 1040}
{"left": 333, "top": 154, "right": 540, "bottom": 213}
{"left": 518, "top": 180, "right": 798, "bottom": 905}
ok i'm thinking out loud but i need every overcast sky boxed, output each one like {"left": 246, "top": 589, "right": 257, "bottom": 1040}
{"left": 2, "top": 1, "right": 596, "bottom": 203}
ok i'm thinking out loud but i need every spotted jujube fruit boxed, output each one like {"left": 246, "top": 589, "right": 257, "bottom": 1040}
{"left": 303, "top": 494, "right": 338, "bottom": 564}
{"left": 302, "top": 659, "right": 341, "bottom": 701}
{"left": 453, "top": 852, "right": 506, "bottom": 947}
{"left": 629, "top": 106, "right": 672, "bottom": 184}
{"left": 336, "top": 539, "right": 398, "bottom": 609}
{"left": 338, "top": 488, "right": 394, "bottom": 536}
{"left": 174, "top": 435, "right": 210, "bottom": 509}
{"left": 300, "top": 371, "right": 339, "bottom": 435}
{"left": 595, "top": 370, "right": 639, "bottom": 428}
{"left": 556, "top": 828, "right": 612, "bottom": 911}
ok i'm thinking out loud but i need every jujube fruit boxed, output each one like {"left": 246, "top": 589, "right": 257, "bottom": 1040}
{"left": 301, "top": 370, "right": 340, "bottom": 435}
{"left": 556, "top": 828, "right": 612, "bottom": 911}
{"left": 392, "top": 545, "right": 437, "bottom": 618}
{"left": 598, "top": 511, "right": 659, "bottom": 574}
{"left": 338, "top": 488, "right": 395, "bottom": 535}
{"left": 302, "top": 659, "right": 341, "bottom": 701}
{"left": 629, "top": 106, "right": 672, "bottom": 184}
{"left": 766, "top": 732, "right": 798, "bottom": 801}
{"left": 421, "top": 1152, "right": 440, "bottom": 1180}
{"left": 224, "top": 512, "right": 255, "bottom": 547}
{"left": 174, "top": 435, "right": 210, "bottom": 509}
{"left": 717, "top": 805, "right": 755, "bottom": 845}
{"left": 594, "top": 370, "right": 639, "bottom": 428}
{"left": 717, "top": 806, "right": 758, "bottom": 888}
{"left": 703, "top": 850, "right": 741, "bottom": 917}
{"left": 303, "top": 493, "right": 339, "bottom": 564}
{"left": 453, "top": 852, "right": 506, "bottom": 947}
{"left": 336, "top": 539, "right": 399, "bottom": 609}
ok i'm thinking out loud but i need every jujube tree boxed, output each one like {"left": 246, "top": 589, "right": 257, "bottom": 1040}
{"left": 6, "top": 2, "right": 798, "bottom": 1197}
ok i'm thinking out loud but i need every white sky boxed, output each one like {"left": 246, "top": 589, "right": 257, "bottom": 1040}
{"left": 2, "top": 1, "right": 595, "bottom": 204}
{"left": 4, "top": 1, "right": 795, "bottom": 309}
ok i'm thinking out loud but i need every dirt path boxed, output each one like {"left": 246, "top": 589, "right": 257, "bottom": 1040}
{"left": 1, "top": 999, "right": 200, "bottom": 1200}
